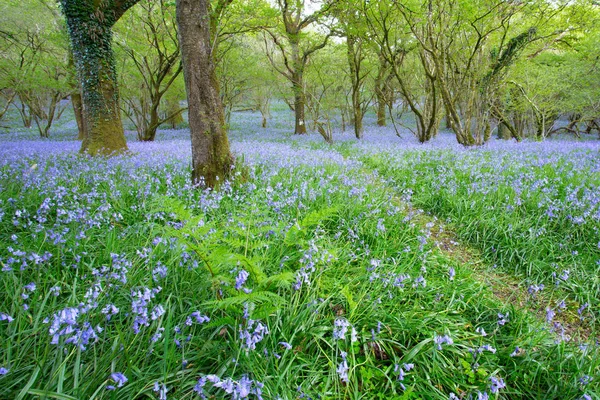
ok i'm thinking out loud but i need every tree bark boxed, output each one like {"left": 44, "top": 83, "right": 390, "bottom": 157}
{"left": 347, "top": 35, "right": 364, "bottom": 140}
{"left": 292, "top": 71, "right": 307, "bottom": 135}
{"left": 60, "top": 0, "right": 136, "bottom": 155}
{"left": 71, "top": 91, "right": 86, "bottom": 140}
{"left": 177, "top": 0, "right": 233, "bottom": 188}
{"left": 165, "top": 97, "right": 184, "bottom": 128}
{"left": 374, "top": 52, "right": 388, "bottom": 127}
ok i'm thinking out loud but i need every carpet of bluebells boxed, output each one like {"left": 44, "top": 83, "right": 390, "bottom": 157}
{"left": 0, "top": 111, "right": 599, "bottom": 399}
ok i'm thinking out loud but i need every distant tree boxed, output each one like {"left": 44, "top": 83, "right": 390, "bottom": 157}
{"left": 264, "top": 0, "right": 336, "bottom": 135}
{"left": 59, "top": 0, "right": 140, "bottom": 154}
{"left": 337, "top": 0, "right": 373, "bottom": 139}
{"left": 176, "top": 0, "right": 234, "bottom": 187}
{"left": 116, "top": 0, "right": 184, "bottom": 142}
{"left": 0, "top": 0, "right": 71, "bottom": 137}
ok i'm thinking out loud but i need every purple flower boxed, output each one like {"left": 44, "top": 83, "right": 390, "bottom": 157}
{"left": 279, "top": 341, "right": 292, "bottom": 350}
{"left": 195, "top": 374, "right": 263, "bottom": 399}
{"left": 434, "top": 334, "right": 453, "bottom": 350}
{"left": 578, "top": 303, "right": 589, "bottom": 320}
{"left": 477, "top": 391, "right": 489, "bottom": 400}
{"left": 478, "top": 344, "right": 496, "bottom": 354}
{"left": 489, "top": 376, "right": 506, "bottom": 393}
{"left": 546, "top": 308, "right": 555, "bottom": 323}
{"left": 153, "top": 381, "right": 168, "bottom": 400}
{"left": 110, "top": 372, "right": 128, "bottom": 388}
{"left": 510, "top": 346, "right": 522, "bottom": 357}
{"left": 497, "top": 312, "right": 509, "bottom": 326}
{"left": 0, "top": 313, "right": 13, "bottom": 323}
{"left": 0, "top": 367, "right": 8, "bottom": 375}
{"left": 186, "top": 311, "right": 210, "bottom": 326}
{"left": 239, "top": 319, "right": 269, "bottom": 350}
{"left": 101, "top": 304, "right": 119, "bottom": 321}
{"left": 337, "top": 351, "right": 349, "bottom": 383}
{"left": 333, "top": 318, "right": 350, "bottom": 341}
{"left": 24, "top": 282, "right": 36, "bottom": 291}
{"left": 448, "top": 267, "right": 455, "bottom": 281}
{"left": 152, "top": 263, "right": 168, "bottom": 282}
{"left": 235, "top": 269, "right": 249, "bottom": 290}
{"left": 150, "top": 305, "right": 165, "bottom": 321}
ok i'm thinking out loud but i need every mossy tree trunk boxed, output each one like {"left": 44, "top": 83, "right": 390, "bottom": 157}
{"left": 176, "top": 0, "right": 233, "bottom": 188}
{"left": 59, "top": 0, "right": 139, "bottom": 155}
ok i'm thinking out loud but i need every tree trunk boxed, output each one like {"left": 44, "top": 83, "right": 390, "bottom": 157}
{"left": 347, "top": 35, "right": 364, "bottom": 140}
{"left": 376, "top": 94, "right": 386, "bottom": 127}
{"left": 17, "top": 100, "right": 32, "bottom": 128}
{"left": 141, "top": 100, "right": 161, "bottom": 141}
{"left": 60, "top": 0, "right": 130, "bottom": 155}
{"left": 71, "top": 91, "right": 86, "bottom": 140}
{"left": 165, "top": 97, "right": 184, "bottom": 128}
{"left": 177, "top": 0, "right": 233, "bottom": 188}
{"left": 292, "top": 72, "right": 307, "bottom": 135}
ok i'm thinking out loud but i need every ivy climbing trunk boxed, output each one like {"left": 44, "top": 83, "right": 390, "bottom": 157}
{"left": 59, "top": 0, "right": 139, "bottom": 155}
{"left": 176, "top": 0, "right": 233, "bottom": 188}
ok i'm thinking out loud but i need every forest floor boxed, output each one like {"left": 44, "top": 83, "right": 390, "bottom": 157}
{"left": 0, "top": 108, "right": 599, "bottom": 399}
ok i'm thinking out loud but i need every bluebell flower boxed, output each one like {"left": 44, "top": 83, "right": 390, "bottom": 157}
{"left": 24, "top": 282, "right": 36, "bottom": 291}
{"left": 337, "top": 351, "right": 349, "bottom": 383}
{"left": 110, "top": 372, "right": 128, "bottom": 388}
{"left": 497, "top": 312, "right": 509, "bottom": 326}
{"left": 434, "top": 334, "right": 453, "bottom": 350}
{"left": 0, "top": 313, "right": 13, "bottom": 323}
{"left": 489, "top": 376, "right": 506, "bottom": 393}
{"left": 235, "top": 269, "right": 249, "bottom": 290}
{"left": 333, "top": 318, "right": 350, "bottom": 341}
{"left": 239, "top": 319, "right": 269, "bottom": 350}
{"left": 153, "top": 381, "right": 168, "bottom": 400}
{"left": 279, "top": 341, "right": 292, "bottom": 350}
{"left": 186, "top": 311, "right": 210, "bottom": 326}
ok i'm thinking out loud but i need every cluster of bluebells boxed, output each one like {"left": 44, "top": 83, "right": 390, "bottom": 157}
{"left": 131, "top": 286, "right": 163, "bottom": 334}
{"left": 194, "top": 374, "right": 264, "bottom": 399}
{"left": 106, "top": 372, "right": 128, "bottom": 390}
{"left": 185, "top": 311, "right": 210, "bottom": 326}
{"left": 47, "top": 307, "right": 101, "bottom": 350}
{"left": 293, "top": 241, "right": 334, "bottom": 291}
{"left": 434, "top": 334, "right": 454, "bottom": 350}
{"left": 394, "top": 363, "right": 415, "bottom": 391}
{"left": 336, "top": 351, "right": 349, "bottom": 383}
{"left": 239, "top": 319, "right": 269, "bottom": 351}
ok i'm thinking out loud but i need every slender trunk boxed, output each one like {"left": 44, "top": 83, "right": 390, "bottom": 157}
{"left": 141, "top": 99, "right": 160, "bottom": 141}
{"left": 347, "top": 35, "right": 364, "bottom": 140}
{"left": 376, "top": 95, "right": 386, "bottom": 127}
{"left": 374, "top": 53, "right": 388, "bottom": 127}
{"left": 0, "top": 92, "right": 16, "bottom": 121}
{"left": 17, "top": 100, "right": 32, "bottom": 128}
{"left": 72, "top": 91, "right": 86, "bottom": 140}
{"left": 165, "top": 97, "right": 184, "bottom": 128}
{"left": 61, "top": 0, "right": 128, "bottom": 155}
{"left": 292, "top": 71, "right": 307, "bottom": 135}
{"left": 177, "top": 0, "right": 233, "bottom": 188}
